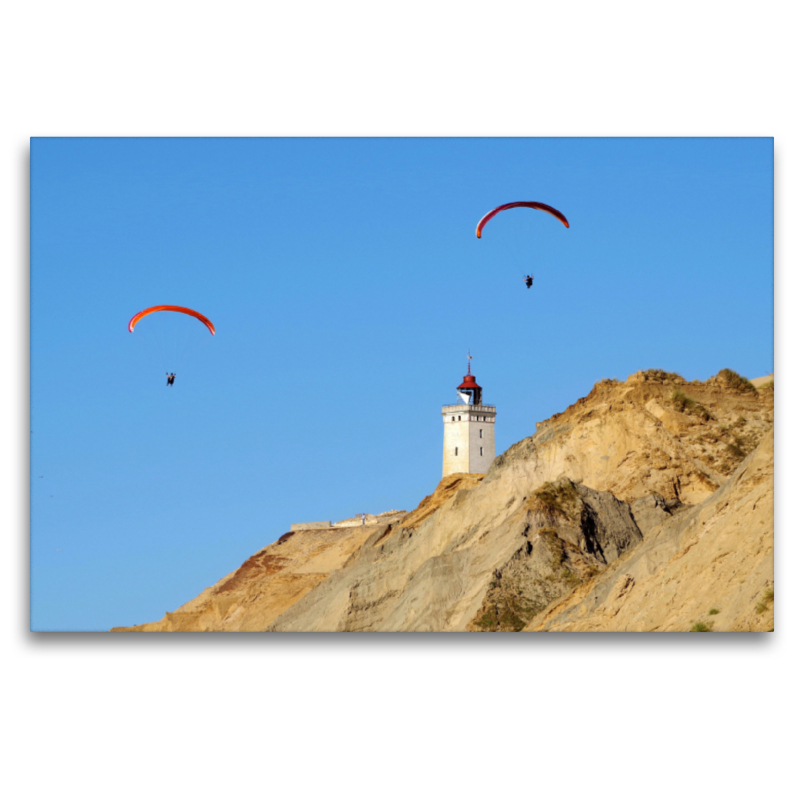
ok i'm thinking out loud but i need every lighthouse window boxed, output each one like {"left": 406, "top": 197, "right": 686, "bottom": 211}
{"left": 451, "top": 416, "right": 455, "bottom": 421}
{"left": 458, "top": 415, "right": 461, "bottom": 421}
{"left": 479, "top": 429, "right": 483, "bottom": 438}
{"left": 455, "top": 447, "right": 458, "bottom": 456}
{"left": 480, "top": 447, "right": 484, "bottom": 456}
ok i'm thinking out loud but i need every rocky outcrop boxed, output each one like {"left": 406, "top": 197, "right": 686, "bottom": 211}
{"left": 467, "top": 480, "right": 644, "bottom": 631}
{"left": 113, "top": 369, "right": 774, "bottom": 633}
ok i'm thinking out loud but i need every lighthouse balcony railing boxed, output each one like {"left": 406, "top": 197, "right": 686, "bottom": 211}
{"left": 441, "top": 404, "right": 496, "bottom": 414}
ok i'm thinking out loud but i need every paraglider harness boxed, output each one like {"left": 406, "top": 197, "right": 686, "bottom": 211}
{"left": 524, "top": 275, "right": 534, "bottom": 289}
{"left": 166, "top": 373, "right": 176, "bottom": 386}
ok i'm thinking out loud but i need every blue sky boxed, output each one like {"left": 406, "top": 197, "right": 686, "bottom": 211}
{"left": 30, "top": 137, "right": 773, "bottom": 631}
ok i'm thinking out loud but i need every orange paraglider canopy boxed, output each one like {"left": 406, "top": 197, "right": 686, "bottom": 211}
{"left": 476, "top": 201, "right": 569, "bottom": 238}
{"left": 128, "top": 305, "right": 215, "bottom": 335}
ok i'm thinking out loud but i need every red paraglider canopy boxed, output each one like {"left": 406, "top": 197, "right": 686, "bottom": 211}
{"left": 128, "top": 305, "right": 216, "bottom": 335}
{"left": 476, "top": 201, "right": 569, "bottom": 238}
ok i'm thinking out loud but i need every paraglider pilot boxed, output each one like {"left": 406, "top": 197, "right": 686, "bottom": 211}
{"left": 524, "top": 275, "right": 534, "bottom": 289}
{"left": 166, "top": 373, "right": 176, "bottom": 386}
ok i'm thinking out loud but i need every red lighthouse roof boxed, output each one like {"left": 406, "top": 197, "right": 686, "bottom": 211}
{"left": 458, "top": 354, "right": 482, "bottom": 390}
{"left": 457, "top": 373, "right": 481, "bottom": 391}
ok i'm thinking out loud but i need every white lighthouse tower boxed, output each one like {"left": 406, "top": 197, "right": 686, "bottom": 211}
{"left": 442, "top": 356, "right": 496, "bottom": 477}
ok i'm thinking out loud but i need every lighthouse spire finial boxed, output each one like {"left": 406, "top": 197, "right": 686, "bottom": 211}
{"left": 467, "top": 349, "right": 472, "bottom": 375}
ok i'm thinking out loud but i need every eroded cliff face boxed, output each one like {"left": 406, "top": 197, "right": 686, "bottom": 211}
{"left": 113, "top": 369, "right": 774, "bottom": 633}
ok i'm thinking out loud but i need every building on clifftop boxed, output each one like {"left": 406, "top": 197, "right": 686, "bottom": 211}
{"left": 441, "top": 356, "right": 496, "bottom": 477}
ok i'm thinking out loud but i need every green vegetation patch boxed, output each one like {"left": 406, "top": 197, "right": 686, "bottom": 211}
{"left": 756, "top": 585, "right": 774, "bottom": 614}
{"left": 472, "top": 595, "right": 544, "bottom": 632}
{"left": 538, "top": 528, "right": 566, "bottom": 570}
{"left": 530, "top": 481, "right": 580, "bottom": 520}
{"left": 670, "top": 390, "right": 711, "bottom": 421}
{"left": 643, "top": 369, "right": 685, "bottom": 382}
{"left": 691, "top": 621, "right": 713, "bottom": 632}
{"left": 559, "top": 567, "right": 583, "bottom": 586}
{"left": 726, "top": 442, "right": 746, "bottom": 460}
{"left": 716, "top": 368, "right": 757, "bottom": 394}
{"left": 708, "top": 608, "right": 720, "bottom": 615}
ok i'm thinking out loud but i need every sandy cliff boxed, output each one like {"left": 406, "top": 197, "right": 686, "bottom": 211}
{"left": 113, "top": 369, "right": 774, "bottom": 633}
